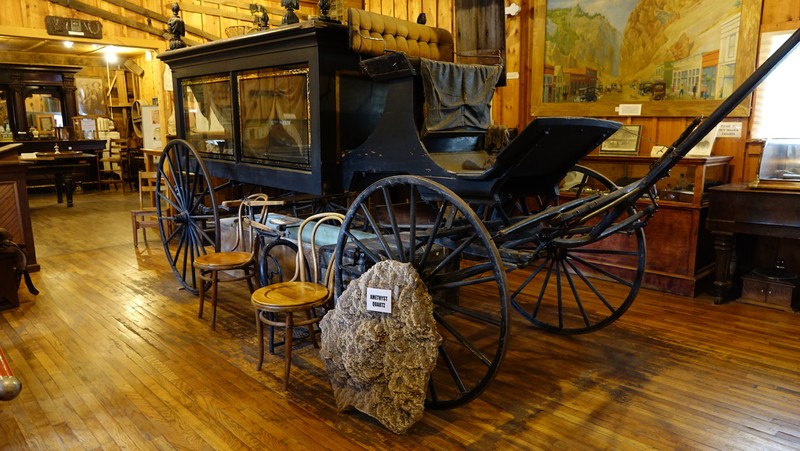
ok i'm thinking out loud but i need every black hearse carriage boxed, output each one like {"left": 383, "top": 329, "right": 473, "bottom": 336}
{"left": 155, "top": 8, "right": 800, "bottom": 409}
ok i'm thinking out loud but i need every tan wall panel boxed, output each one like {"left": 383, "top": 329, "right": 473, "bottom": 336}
{"left": 9, "top": 0, "right": 790, "bottom": 184}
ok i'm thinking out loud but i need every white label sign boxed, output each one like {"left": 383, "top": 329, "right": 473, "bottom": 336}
{"left": 366, "top": 287, "right": 392, "bottom": 313}
{"left": 616, "top": 104, "right": 642, "bottom": 116}
{"left": 717, "top": 122, "right": 742, "bottom": 138}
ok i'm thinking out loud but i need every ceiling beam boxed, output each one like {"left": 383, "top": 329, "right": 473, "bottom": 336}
{"left": 47, "top": 0, "right": 203, "bottom": 45}
{"left": 177, "top": 3, "right": 254, "bottom": 22}
{"left": 101, "top": 0, "right": 220, "bottom": 42}
{"left": 0, "top": 25, "right": 161, "bottom": 50}
{"left": 194, "top": 0, "right": 310, "bottom": 20}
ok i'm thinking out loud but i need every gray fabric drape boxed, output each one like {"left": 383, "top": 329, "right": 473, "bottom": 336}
{"left": 420, "top": 58, "right": 501, "bottom": 133}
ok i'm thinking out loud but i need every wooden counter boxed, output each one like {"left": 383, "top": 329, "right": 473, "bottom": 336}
{"left": 0, "top": 161, "right": 37, "bottom": 271}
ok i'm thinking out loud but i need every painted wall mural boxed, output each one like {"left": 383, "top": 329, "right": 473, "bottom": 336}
{"left": 542, "top": 0, "right": 743, "bottom": 105}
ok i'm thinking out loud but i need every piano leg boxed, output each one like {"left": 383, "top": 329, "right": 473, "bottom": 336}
{"left": 54, "top": 172, "right": 65, "bottom": 204}
{"left": 64, "top": 173, "right": 76, "bottom": 208}
{"left": 712, "top": 231, "right": 737, "bottom": 304}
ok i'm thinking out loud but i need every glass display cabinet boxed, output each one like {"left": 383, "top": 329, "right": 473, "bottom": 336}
{"left": 578, "top": 155, "right": 733, "bottom": 207}
{"left": 749, "top": 138, "right": 800, "bottom": 190}
{"left": 574, "top": 154, "right": 733, "bottom": 296}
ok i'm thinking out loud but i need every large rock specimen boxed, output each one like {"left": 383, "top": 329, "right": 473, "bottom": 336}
{"left": 319, "top": 260, "right": 441, "bottom": 434}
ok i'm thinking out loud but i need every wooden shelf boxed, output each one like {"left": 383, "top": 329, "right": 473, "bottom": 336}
{"left": 576, "top": 154, "right": 733, "bottom": 296}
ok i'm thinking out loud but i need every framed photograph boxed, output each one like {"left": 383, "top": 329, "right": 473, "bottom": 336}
{"left": 600, "top": 125, "right": 641, "bottom": 155}
{"left": 75, "top": 76, "right": 106, "bottom": 116}
{"left": 529, "top": 0, "right": 762, "bottom": 117}
{"left": 36, "top": 114, "right": 55, "bottom": 133}
{"left": 687, "top": 124, "right": 719, "bottom": 157}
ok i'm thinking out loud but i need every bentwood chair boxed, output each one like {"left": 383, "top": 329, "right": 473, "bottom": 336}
{"left": 194, "top": 194, "right": 277, "bottom": 330}
{"left": 250, "top": 212, "right": 345, "bottom": 389}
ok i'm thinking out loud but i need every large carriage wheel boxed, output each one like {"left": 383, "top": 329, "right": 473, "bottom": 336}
{"left": 508, "top": 165, "right": 646, "bottom": 334}
{"left": 155, "top": 140, "right": 220, "bottom": 294}
{"left": 334, "top": 175, "right": 509, "bottom": 409}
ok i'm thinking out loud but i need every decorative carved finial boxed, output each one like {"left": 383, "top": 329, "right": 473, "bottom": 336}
{"left": 167, "top": 2, "right": 187, "bottom": 49}
{"left": 251, "top": 4, "right": 269, "bottom": 31}
{"left": 317, "top": 0, "right": 335, "bottom": 22}
{"left": 281, "top": 0, "right": 300, "bottom": 25}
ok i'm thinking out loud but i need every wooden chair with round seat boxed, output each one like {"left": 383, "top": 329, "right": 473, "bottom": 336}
{"left": 194, "top": 193, "right": 279, "bottom": 330}
{"left": 250, "top": 212, "right": 345, "bottom": 389}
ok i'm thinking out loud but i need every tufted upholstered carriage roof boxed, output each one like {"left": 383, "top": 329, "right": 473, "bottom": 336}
{"left": 347, "top": 8, "right": 454, "bottom": 62}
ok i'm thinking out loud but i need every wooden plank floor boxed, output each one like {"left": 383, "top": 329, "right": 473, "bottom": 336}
{"left": 2, "top": 189, "right": 800, "bottom": 449}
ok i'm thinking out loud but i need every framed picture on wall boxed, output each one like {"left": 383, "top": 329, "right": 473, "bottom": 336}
{"left": 529, "top": 0, "right": 762, "bottom": 118}
{"left": 600, "top": 125, "right": 641, "bottom": 155}
{"left": 36, "top": 114, "right": 55, "bottom": 133}
{"left": 75, "top": 77, "right": 106, "bottom": 116}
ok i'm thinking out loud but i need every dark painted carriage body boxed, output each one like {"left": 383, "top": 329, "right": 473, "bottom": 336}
{"left": 159, "top": 21, "right": 384, "bottom": 196}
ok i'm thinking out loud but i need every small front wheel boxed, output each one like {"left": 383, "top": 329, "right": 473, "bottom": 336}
{"left": 508, "top": 165, "right": 646, "bottom": 334}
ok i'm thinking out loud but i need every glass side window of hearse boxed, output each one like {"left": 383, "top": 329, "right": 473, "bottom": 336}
{"left": 182, "top": 75, "right": 234, "bottom": 160}
{"left": 237, "top": 66, "right": 311, "bottom": 168}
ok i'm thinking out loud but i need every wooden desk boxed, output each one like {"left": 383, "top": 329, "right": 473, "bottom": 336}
{"left": 21, "top": 152, "right": 97, "bottom": 207}
{"left": 10, "top": 139, "right": 107, "bottom": 189}
{"left": 706, "top": 183, "right": 800, "bottom": 303}
{"left": 141, "top": 148, "right": 162, "bottom": 172}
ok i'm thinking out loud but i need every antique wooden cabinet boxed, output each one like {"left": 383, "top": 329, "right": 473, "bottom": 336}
{"left": 0, "top": 161, "right": 37, "bottom": 272}
{"left": 578, "top": 155, "right": 732, "bottom": 296}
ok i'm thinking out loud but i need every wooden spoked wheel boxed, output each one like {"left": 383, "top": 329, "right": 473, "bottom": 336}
{"left": 334, "top": 175, "right": 509, "bottom": 409}
{"left": 155, "top": 140, "right": 221, "bottom": 294}
{"left": 506, "top": 165, "right": 646, "bottom": 335}
{"left": 131, "top": 99, "right": 144, "bottom": 138}
{"left": 257, "top": 238, "right": 300, "bottom": 287}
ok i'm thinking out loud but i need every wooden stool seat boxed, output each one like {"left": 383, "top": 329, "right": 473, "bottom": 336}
{"left": 251, "top": 212, "right": 344, "bottom": 389}
{"left": 251, "top": 282, "right": 329, "bottom": 311}
{"left": 194, "top": 194, "right": 275, "bottom": 330}
{"left": 195, "top": 253, "right": 258, "bottom": 331}
{"left": 194, "top": 251, "right": 253, "bottom": 270}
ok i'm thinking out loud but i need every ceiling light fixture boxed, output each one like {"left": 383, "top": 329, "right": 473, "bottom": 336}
{"left": 104, "top": 46, "right": 118, "bottom": 64}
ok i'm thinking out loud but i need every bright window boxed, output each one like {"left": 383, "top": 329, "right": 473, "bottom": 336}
{"left": 751, "top": 30, "right": 800, "bottom": 139}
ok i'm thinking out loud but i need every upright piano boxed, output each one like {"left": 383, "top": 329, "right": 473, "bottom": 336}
{"left": 706, "top": 183, "right": 800, "bottom": 306}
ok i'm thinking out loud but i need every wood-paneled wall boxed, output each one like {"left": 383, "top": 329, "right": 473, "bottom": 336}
{"left": 507, "top": 0, "right": 800, "bottom": 184}
{"left": 2, "top": 0, "right": 798, "bottom": 182}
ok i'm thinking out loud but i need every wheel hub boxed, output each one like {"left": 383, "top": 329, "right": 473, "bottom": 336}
{"left": 546, "top": 245, "right": 568, "bottom": 261}
{"left": 174, "top": 212, "right": 189, "bottom": 224}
